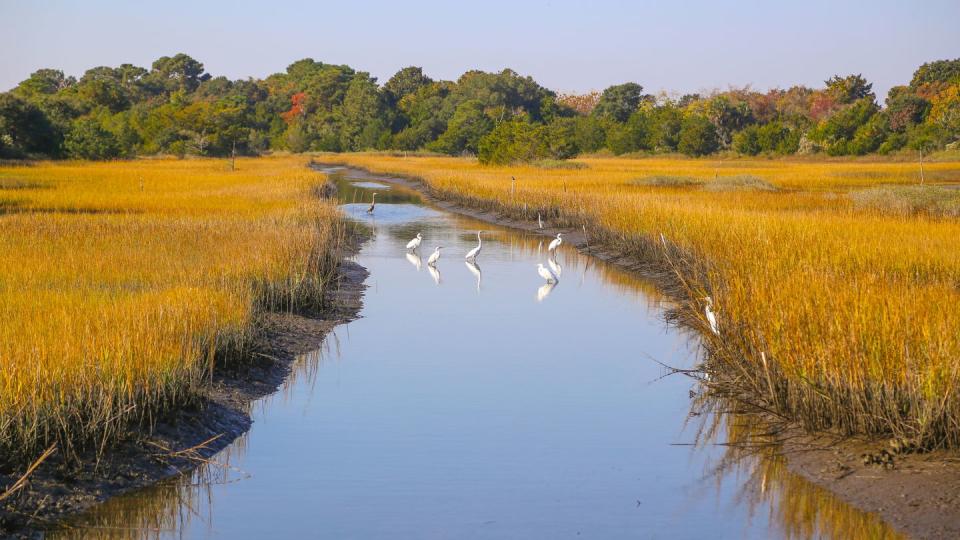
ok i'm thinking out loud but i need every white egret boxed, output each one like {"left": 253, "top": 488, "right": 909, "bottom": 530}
{"left": 547, "top": 257, "right": 562, "bottom": 279}
{"left": 537, "top": 212, "right": 543, "bottom": 229}
{"left": 405, "top": 252, "right": 422, "bottom": 271}
{"left": 536, "top": 282, "right": 556, "bottom": 302}
{"left": 406, "top": 232, "right": 422, "bottom": 251}
{"left": 465, "top": 231, "right": 484, "bottom": 260}
{"left": 427, "top": 246, "right": 443, "bottom": 266}
{"left": 465, "top": 260, "right": 482, "bottom": 291}
{"left": 703, "top": 296, "right": 720, "bottom": 336}
{"left": 366, "top": 192, "right": 378, "bottom": 213}
{"left": 427, "top": 264, "right": 441, "bottom": 285}
{"left": 537, "top": 263, "right": 559, "bottom": 283}
{"left": 548, "top": 232, "right": 563, "bottom": 253}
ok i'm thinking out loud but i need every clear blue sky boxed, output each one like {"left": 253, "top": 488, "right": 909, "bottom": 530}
{"left": 2, "top": 0, "right": 958, "bottom": 100}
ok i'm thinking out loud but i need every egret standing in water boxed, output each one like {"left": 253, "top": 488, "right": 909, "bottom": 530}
{"left": 427, "top": 246, "right": 443, "bottom": 266}
{"left": 465, "top": 231, "right": 484, "bottom": 260}
{"left": 703, "top": 296, "right": 720, "bottom": 335}
{"left": 548, "top": 232, "right": 563, "bottom": 253}
{"left": 366, "top": 192, "right": 378, "bottom": 213}
{"left": 537, "top": 263, "right": 559, "bottom": 283}
{"left": 406, "top": 232, "right": 422, "bottom": 251}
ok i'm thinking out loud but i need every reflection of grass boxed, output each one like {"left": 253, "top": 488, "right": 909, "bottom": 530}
{"left": 850, "top": 185, "right": 960, "bottom": 218}
{"left": 0, "top": 157, "right": 343, "bottom": 469}
{"left": 698, "top": 412, "right": 904, "bottom": 540}
{"left": 331, "top": 153, "right": 960, "bottom": 449}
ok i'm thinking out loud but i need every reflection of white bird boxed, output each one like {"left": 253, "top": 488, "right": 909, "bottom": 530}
{"left": 538, "top": 213, "right": 543, "bottom": 229}
{"left": 465, "top": 231, "right": 483, "bottom": 260}
{"left": 406, "top": 232, "right": 422, "bottom": 251}
{"left": 536, "top": 282, "right": 556, "bottom": 302}
{"left": 427, "top": 246, "right": 443, "bottom": 266}
{"left": 366, "top": 192, "right": 378, "bottom": 213}
{"left": 427, "top": 264, "right": 441, "bottom": 285}
{"left": 537, "top": 263, "right": 559, "bottom": 283}
{"left": 703, "top": 296, "right": 719, "bottom": 335}
{"left": 548, "top": 233, "right": 563, "bottom": 253}
{"left": 547, "top": 257, "right": 562, "bottom": 279}
{"left": 405, "top": 252, "right": 422, "bottom": 271}
{"left": 465, "top": 260, "right": 482, "bottom": 291}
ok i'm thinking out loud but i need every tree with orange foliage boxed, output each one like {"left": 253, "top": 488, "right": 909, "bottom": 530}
{"left": 281, "top": 92, "right": 307, "bottom": 124}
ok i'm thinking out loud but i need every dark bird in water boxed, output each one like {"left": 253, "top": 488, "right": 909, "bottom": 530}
{"left": 366, "top": 192, "right": 378, "bottom": 213}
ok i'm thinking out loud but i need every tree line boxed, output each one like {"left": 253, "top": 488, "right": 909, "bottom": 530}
{"left": 1, "top": 54, "right": 958, "bottom": 164}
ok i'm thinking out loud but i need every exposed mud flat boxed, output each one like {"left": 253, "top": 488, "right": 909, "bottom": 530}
{"left": 318, "top": 161, "right": 960, "bottom": 540}
{"left": 0, "top": 245, "right": 368, "bottom": 538}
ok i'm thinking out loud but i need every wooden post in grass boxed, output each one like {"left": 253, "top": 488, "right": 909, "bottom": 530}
{"left": 230, "top": 141, "right": 236, "bottom": 172}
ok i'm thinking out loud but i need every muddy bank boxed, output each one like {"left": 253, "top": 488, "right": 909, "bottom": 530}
{"left": 0, "top": 239, "right": 368, "bottom": 538}
{"left": 315, "top": 162, "right": 960, "bottom": 539}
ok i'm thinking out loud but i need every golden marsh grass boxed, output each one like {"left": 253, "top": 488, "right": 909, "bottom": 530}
{"left": 0, "top": 157, "right": 343, "bottom": 465}
{"left": 332, "top": 153, "right": 960, "bottom": 447}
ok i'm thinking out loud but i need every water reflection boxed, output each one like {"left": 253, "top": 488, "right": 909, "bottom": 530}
{"left": 464, "top": 260, "right": 482, "bottom": 292}
{"left": 426, "top": 263, "right": 441, "bottom": 285}
{"left": 405, "top": 252, "right": 422, "bottom": 271}
{"left": 51, "top": 166, "right": 900, "bottom": 539}
{"left": 536, "top": 281, "right": 557, "bottom": 302}
{"left": 547, "top": 257, "right": 563, "bottom": 279}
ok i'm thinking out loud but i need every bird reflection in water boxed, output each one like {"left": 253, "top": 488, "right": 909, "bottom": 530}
{"left": 464, "top": 260, "right": 481, "bottom": 292}
{"left": 427, "top": 264, "right": 441, "bottom": 285}
{"left": 547, "top": 257, "right": 562, "bottom": 279}
{"left": 537, "top": 281, "right": 557, "bottom": 302}
{"left": 405, "top": 252, "right": 422, "bottom": 271}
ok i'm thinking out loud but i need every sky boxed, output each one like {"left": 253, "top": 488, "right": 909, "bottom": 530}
{"left": 1, "top": 0, "right": 958, "bottom": 100}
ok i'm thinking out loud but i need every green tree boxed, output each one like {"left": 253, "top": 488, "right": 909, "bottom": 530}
{"left": 605, "top": 109, "right": 652, "bottom": 154}
{"left": 824, "top": 74, "right": 875, "bottom": 104}
{"left": 427, "top": 100, "right": 493, "bottom": 155}
{"left": 592, "top": 83, "right": 644, "bottom": 122}
{"left": 477, "top": 119, "right": 550, "bottom": 165}
{"left": 0, "top": 93, "right": 61, "bottom": 156}
{"left": 384, "top": 66, "right": 433, "bottom": 104}
{"left": 337, "top": 73, "right": 389, "bottom": 151}
{"left": 678, "top": 114, "right": 719, "bottom": 156}
{"left": 64, "top": 117, "right": 121, "bottom": 159}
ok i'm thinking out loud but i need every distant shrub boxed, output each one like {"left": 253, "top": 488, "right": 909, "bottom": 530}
{"left": 531, "top": 159, "right": 588, "bottom": 170}
{"left": 703, "top": 175, "right": 778, "bottom": 192}
{"left": 850, "top": 185, "right": 960, "bottom": 218}
{"left": 630, "top": 175, "right": 703, "bottom": 187}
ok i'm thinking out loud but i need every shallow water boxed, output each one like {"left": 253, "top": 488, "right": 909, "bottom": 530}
{"left": 51, "top": 170, "right": 899, "bottom": 539}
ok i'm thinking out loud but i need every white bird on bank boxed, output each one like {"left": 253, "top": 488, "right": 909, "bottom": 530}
{"left": 366, "top": 192, "right": 378, "bottom": 213}
{"left": 465, "top": 231, "right": 484, "bottom": 260}
{"left": 703, "top": 296, "right": 720, "bottom": 336}
{"left": 406, "top": 232, "right": 422, "bottom": 251}
{"left": 427, "top": 246, "right": 443, "bottom": 266}
{"left": 548, "top": 233, "right": 563, "bottom": 253}
{"left": 537, "top": 263, "right": 559, "bottom": 283}
{"left": 537, "top": 212, "right": 544, "bottom": 229}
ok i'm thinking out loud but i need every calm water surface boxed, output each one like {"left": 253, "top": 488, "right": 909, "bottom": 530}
{"left": 52, "top": 168, "right": 898, "bottom": 539}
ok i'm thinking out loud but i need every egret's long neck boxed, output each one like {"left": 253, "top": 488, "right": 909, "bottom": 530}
{"left": 477, "top": 232, "right": 482, "bottom": 246}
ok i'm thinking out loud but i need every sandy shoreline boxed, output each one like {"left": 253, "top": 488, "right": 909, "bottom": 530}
{"left": 0, "top": 232, "right": 369, "bottom": 538}
{"left": 317, "top": 161, "right": 960, "bottom": 539}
